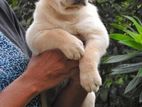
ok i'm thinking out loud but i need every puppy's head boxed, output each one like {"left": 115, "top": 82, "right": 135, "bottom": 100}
{"left": 46, "top": 0, "right": 88, "bottom": 14}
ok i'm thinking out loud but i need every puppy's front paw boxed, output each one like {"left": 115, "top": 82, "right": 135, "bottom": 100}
{"left": 60, "top": 36, "right": 84, "bottom": 60}
{"left": 80, "top": 70, "right": 102, "bottom": 92}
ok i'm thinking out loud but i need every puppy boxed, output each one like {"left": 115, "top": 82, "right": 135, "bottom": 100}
{"left": 26, "top": 0, "right": 109, "bottom": 107}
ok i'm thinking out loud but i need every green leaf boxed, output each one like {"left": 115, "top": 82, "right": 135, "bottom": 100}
{"left": 124, "top": 30, "right": 142, "bottom": 44}
{"left": 104, "top": 79, "right": 113, "bottom": 88}
{"left": 111, "top": 62, "right": 142, "bottom": 75}
{"left": 115, "top": 78, "right": 124, "bottom": 85}
{"left": 124, "top": 16, "right": 142, "bottom": 35}
{"left": 102, "top": 51, "right": 139, "bottom": 64}
{"left": 124, "top": 77, "right": 142, "bottom": 94}
{"left": 11, "top": 0, "right": 18, "bottom": 7}
{"left": 137, "top": 68, "right": 142, "bottom": 77}
{"left": 110, "top": 33, "right": 133, "bottom": 41}
{"left": 134, "top": 16, "right": 142, "bottom": 25}
{"left": 110, "top": 33, "right": 142, "bottom": 50}
{"left": 119, "top": 40, "right": 142, "bottom": 51}
{"left": 111, "top": 23, "right": 127, "bottom": 31}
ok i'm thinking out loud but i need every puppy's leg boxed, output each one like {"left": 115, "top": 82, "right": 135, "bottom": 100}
{"left": 27, "top": 29, "right": 84, "bottom": 60}
{"left": 27, "top": 28, "right": 85, "bottom": 107}
{"left": 82, "top": 92, "right": 96, "bottom": 107}
{"left": 80, "top": 34, "right": 109, "bottom": 92}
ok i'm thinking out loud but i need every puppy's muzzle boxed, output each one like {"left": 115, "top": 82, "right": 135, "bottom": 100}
{"left": 73, "top": 0, "right": 86, "bottom": 6}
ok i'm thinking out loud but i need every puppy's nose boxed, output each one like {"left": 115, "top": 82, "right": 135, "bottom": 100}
{"left": 73, "top": 0, "right": 86, "bottom": 5}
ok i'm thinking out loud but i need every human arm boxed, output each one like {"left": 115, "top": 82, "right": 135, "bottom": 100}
{"left": 0, "top": 50, "right": 79, "bottom": 107}
{"left": 0, "top": 74, "right": 38, "bottom": 107}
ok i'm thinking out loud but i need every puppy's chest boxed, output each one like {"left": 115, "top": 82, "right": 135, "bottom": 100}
{"left": 60, "top": 23, "right": 85, "bottom": 41}
{"left": 61, "top": 23, "right": 77, "bottom": 34}
{"left": 55, "top": 21, "right": 87, "bottom": 41}
{"left": 58, "top": 20, "right": 86, "bottom": 36}
{"left": 50, "top": 17, "right": 88, "bottom": 39}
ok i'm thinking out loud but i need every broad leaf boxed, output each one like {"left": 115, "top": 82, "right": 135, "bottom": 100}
{"left": 111, "top": 34, "right": 142, "bottom": 50}
{"left": 124, "top": 30, "right": 142, "bottom": 44}
{"left": 110, "top": 33, "right": 133, "bottom": 41}
{"left": 134, "top": 16, "right": 142, "bottom": 25}
{"left": 124, "top": 16, "right": 142, "bottom": 35}
{"left": 120, "top": 40, "right": 142, "bottom": 51}
{"left": 111, "top": 23, "right": 127, "bottom": 31}
{"left": 111, "top": 62, "right": 142, "bottom": 75}
{"left": 137, "top": 68, "right": 142, "bottom": 77}
{"left": 124, "top": 77, "right": 142, "bottom": 94}
{"left": 102, "top": 51, "right": 139, "bottom": 64}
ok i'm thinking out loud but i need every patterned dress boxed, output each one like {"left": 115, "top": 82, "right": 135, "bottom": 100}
{"left": 0, "top": 31, "right": 41, "bottom": 107}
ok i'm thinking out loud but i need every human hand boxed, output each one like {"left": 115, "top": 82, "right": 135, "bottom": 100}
{"left": 22, "top": 50, "right": 79, "bottom": 93}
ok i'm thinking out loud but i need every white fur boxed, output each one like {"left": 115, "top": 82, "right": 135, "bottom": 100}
{"left": 82, "top": 92, "right": 96, "bottom": 107}
{"left": 26, "top": 0, "right": 109, "bottom": 106}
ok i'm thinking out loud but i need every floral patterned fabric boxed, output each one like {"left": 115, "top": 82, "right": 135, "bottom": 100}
{"left": 0, "top": 31, "right": 41, "bottom": 107}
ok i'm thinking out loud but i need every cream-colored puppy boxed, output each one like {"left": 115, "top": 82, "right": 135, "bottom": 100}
{"left": 26, "top": 0, "right": 109, "bottom": 106}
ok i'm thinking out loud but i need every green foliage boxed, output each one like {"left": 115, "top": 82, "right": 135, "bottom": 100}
{"left": 111, "top": 62, "right": 142, "bottom": 75}
{"left": 7, "top": 0, "right": 36, "bottom": 28}
{"left": 104, "top": 16, "right": 142, "bottom": 103}
{"left": 8, "top": 0, "right": 19, "bottom": 7}
{"left": 95, "top": 0, "right": 142, "bottom": 30}
{"left": 102, "top": 51, "right": 140, "bottom": 64}
{"left": 110, "top": 16, "right": 142, "bottom": 50}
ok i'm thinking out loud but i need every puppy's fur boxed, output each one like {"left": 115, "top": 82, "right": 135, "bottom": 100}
{"left": 26, "top": 0, "right": 109, "bottom": 106}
